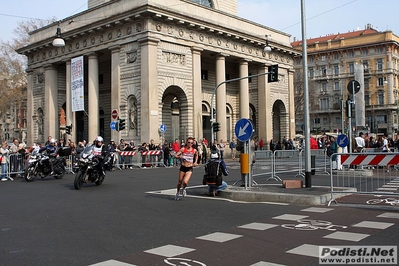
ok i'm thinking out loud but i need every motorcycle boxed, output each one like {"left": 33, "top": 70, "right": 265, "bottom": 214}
{"left": 24, "top": 147, "right": 71, "bottom": 182}
{"left": 74, "top": 145, "right": 106, "bottom": 190}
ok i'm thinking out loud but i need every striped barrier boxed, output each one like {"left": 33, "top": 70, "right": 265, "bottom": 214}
{"left": 328, "top": 152, "right": 399, "bottom": 206}
{"left": 141, "top": 151, "right": 162, "bottom": 155}
{"left": 341, "top": 154, "right": 399, "bottom": 166}
{"left": 119, "top": 151, "right": 137, "bottom": 156}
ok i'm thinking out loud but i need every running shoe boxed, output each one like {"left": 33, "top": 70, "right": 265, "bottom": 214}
{"left": 181, "top": 188, "right": 187, "bottom": 197}
{"left": 174, "top": 193, "right": 180, "bottom": 201}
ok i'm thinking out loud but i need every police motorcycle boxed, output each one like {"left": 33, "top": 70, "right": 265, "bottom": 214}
{"left": 24, "top": 142, "right": 71, "bottom": 182}
{"left": 74, "top": 136, "right": 108, "bottom": 190}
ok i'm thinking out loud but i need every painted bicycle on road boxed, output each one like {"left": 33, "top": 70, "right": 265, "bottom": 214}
{"left": 281, "top": 219, "right": 347, "bottom": 231}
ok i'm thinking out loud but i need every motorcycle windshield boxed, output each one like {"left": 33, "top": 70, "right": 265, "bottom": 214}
{"left": 80, "top": 145, "right": 94, "bottom": 159}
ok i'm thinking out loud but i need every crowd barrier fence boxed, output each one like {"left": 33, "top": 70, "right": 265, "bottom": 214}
{"left": 328, "top": 152, "right": 399, "bottom": 206}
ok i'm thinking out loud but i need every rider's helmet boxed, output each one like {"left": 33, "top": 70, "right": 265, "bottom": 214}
{"left": 95, "top": 136, "right": 103, "bottom": 147}
{"left": 50, "top": 138, "right": 56, "bottom": 145}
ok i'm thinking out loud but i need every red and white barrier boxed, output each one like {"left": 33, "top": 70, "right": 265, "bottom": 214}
{"left": 141, "top": 151, "right": 162, "bottom": 155}
{"left": 119, "top": 151, "right": 136, "bottom": 156}
{"left": 341, "top": 154, "right": 399, "bottom": 166}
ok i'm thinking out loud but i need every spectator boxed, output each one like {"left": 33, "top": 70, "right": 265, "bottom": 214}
{"left": 229, "top": 138, "right": 236, "bottom": 160}
{"left": 1, "top": 141, "right": 11, "bottom": 181}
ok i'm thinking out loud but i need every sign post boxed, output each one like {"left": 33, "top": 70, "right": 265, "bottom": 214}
{"left": 235, "top": 118, "right": 254, "bottom": 189}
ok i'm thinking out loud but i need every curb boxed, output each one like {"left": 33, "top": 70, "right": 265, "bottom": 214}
{"left": 220, "top": 186, "right": 356, "bottom": 205}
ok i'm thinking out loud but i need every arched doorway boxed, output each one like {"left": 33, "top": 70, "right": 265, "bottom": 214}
{"left": 161, "top": 86, "right": 189, "bottom": 143}
{"left": 272, "top": 100, "right": 287, "bottom": 142}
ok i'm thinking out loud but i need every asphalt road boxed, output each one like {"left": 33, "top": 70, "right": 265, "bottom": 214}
{"left": 1, "top": 163, "right": 398, "bottom": 266}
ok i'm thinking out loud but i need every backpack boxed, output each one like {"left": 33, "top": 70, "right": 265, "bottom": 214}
{"left": 203, "top": 160, "right": 222, "bottom": 186}
{"left": 326, "top": 146, "right": 333, "bottom": 157}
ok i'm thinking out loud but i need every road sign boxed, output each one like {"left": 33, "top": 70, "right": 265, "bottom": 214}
{"left": 111, "top": 109, "right": 118, "bottom": 119}
{"left": 347, "top": 80, "right": 361, "bottom": 94}
{"left": 337, "top": 134, "right": 349, "bottom": 147}
{"left": 110, "top": 121, "right": 116, "bottom": 130}
{"left": 160, "top": 124, "right": 166, "bottom": 133}
{"left": 235, "top": 118, "right": 254, "bottom": 142}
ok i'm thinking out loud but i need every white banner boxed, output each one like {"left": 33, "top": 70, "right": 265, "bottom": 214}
{"left": 71, "top": 56, "right": 84, "bottom": 112}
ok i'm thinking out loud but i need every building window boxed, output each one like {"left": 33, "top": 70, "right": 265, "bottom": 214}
{"left": 190, "top": 0, "right": 212, "bottom": 7}
{"left": 376, "top": 47, "right": 383, "bottom": 54}
{"left": 376, "top": 59, "right": 383, "bottom": 71}
{"left": 314, "top": 118, "right": 320, "bottom": 124}
{"left": 334, "top": 53, "right": 339, "bottom": 60}
{"left": 365, "top": 93, "right": 370, "bottom": 105}
{"left": 377, "top": 90, "right": 385, "bottom": 105}
{"left": 335, "top": 116, "right": 341, "bottom": 124}
{"left": 309, "top": 56, "right": 314, "bottom": 63}
{"left": 201, "top": 69, "right": 208, "bottom": 80}
{"left": 363, "top": 61, "right": 369, "bottom": 72}
{"left": 321, "top": 83, "right": 327, "bottom": 92}
{"left": 296, "top": 59, "right": 301, "bottom": 65}
{"left": 323, "top": 118, "right": 328, "bottom": 125}
{"left": 363, "top": 49, "right": 368, "bottom": 56}
{"left": 377, "top": 77, "right": 384, "bottom": 87}
{"left": 321, "top": 55, "right": 326, "bottom": 61}
{"left": 349, "top": 51, "right": 354, "bottom": 57}
{"left": 334, "top": 65, "right": 339, "bottom": 75}
{"left": 309, "top": 68, "right": 314, "bottom": 78}
{"left": 320, "top": 98, "right": 329, "bottom": 109}
{"left": 377, "top": 115, "right": 387, "bottom": 124}
{"left": 349, "top": 63, "right": 354, "bottom": 74}
{"left": 321, "top": 67, "right": 327, "bottom": 76}
{"left": 334, "top": 82, "right": 340, "bottom": 91}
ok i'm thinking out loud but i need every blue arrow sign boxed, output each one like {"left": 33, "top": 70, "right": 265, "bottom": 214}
{"left": 337, "top": 134, "right": 349, "bottom": 147}
{"left": 110, "top": 121, "right": 116, "bottom": 131}
{"left": 160, "top": 124, "right": 166, "bottom": 133}
{"left": 235, "top": 118, "right": 254, "bottom": 142}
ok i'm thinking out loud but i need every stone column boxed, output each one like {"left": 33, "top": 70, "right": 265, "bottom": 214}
{"left": 44, "top": 64, "right": 58, "bottom": 139}
{"left": 26, "top": 69, "right": 34, "bottom": 146}
{"left": 216, "top": 54, "right": 227, "bottom": 143}
{"left": 139, "top": 37, "right": 159, "bottom": 143}
{"left": 192, "top": 47, "right": 203, "bottom": 139}
{"left": 110, "top": 46, "right": 121, "bottom": 141}
{"left": 239, "top": 60, "right": 250, "bottom": 119}
{"left": 65, "top": 60, "right": 75, "bottom": 143}
{"left": 88, "top": 53, "right": 99, "bottom": 142}
{"left": 258, "top": 65, "right": 272, "bottom": 149}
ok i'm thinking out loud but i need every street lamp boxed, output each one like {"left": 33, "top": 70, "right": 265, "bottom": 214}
{"left": 52, "top": 22, "right": 65, "bottom": 47}
{"left": 264, "top": 35, "right": 272, "bottom": 53}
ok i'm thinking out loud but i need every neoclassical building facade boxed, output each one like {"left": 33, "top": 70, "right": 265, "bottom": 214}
{"left": 18, "top": 0, "right": 298, "bottom": 146}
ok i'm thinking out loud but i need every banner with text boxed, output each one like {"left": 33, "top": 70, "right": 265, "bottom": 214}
{"left": 71, "top": 56, "right": 84, "bottom": 112}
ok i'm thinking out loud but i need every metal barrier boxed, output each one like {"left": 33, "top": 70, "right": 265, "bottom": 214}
{"left": 272, "top": 150, "right": 301, "bottom": 181}
{"left": 328, "top": 152, "right": 399, "bottom": 206}
{"left": 7, "top": 154, "right": 26, "bottom": 178}
{"left": 252, "top": 150, "right": 274, "bottom": 180}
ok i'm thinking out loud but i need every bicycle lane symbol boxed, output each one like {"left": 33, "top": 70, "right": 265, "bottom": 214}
{"left": 281, "top": 219, "right": 347, "bottom": 231}
{"left": 164, "top": 257, "right": 207, "bottom": 266}
{"left": 366, "top": 197, "right": 399, "bottom": 206}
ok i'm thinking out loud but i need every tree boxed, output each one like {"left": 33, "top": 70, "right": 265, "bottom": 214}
{"left": 0, "top": 18, "right": 55, "bottom": 140}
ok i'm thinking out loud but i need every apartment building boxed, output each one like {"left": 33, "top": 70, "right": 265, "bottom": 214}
{"left": 292, "top": 24, "right": 399, "bottom": 137}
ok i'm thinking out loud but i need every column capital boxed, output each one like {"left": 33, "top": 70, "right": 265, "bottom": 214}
{"left": 191, "top": 46, "right": 203, "bottom": 54}
{"left": 137, "top": 36, "right": 160, "bottom": 46}
{"left": 85, "top": 52, "right": 99, "bottom": 59}
{"left": 216, "top": 53, "right": 229, "bottom": 59}
{"left": 109, "top": 45, "right": 121, "bottom": 53}
{"left": 43, "top": 64, "right": 57, "bottom": 71}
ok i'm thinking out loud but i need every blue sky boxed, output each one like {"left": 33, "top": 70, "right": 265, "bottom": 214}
{"left": 1, "top": 0, "right": 398, "bottom": 43}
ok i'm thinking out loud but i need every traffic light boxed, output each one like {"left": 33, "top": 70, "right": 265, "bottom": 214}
{"left": 213, "top": 122, "right": 221, "bottom": 132}
{"left": 66, "top": 125, "right": 72, "bottom": 135}
{"left": 118, "top": 119, "right": 126, "bottom": 131}
{"left": 268, "top": 64, "right": 279, "bottom": 83}
{"left": 346, "top": 100, "right": 354, "bottom": 118}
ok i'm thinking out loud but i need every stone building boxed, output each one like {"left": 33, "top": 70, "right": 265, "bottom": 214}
{"left": 18, "top": 0, "right": 297, "bottom": 147}
{"left": 292, "top": 24, "right": 399, "bottom": 137}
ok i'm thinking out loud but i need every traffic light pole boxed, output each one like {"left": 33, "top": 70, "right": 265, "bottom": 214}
{"left": 210, "top": 71, "right": 274, "bottom": 142}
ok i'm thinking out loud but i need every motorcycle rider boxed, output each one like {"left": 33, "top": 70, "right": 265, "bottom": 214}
{"left": 39, "top": 138, "right": 58, "bottom": 174}
{"left": 92, "top": 136, "right": 107, "bottom": 178}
